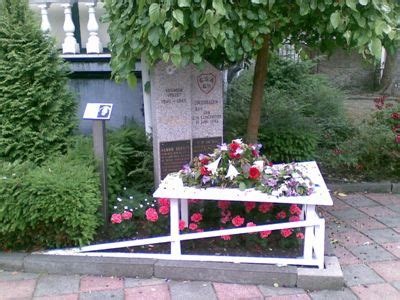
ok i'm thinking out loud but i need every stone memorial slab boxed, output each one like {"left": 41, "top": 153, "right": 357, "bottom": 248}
{"left": 151, "top": 61, "right": 223, "bottom": 185}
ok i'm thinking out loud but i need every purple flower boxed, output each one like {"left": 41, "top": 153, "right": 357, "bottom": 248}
{"left": 217, "top": 143, "right": 228, "bottom": 151}
{"left": 266, "top": 179, "right": 277, "bottom": 187}
{"left": 181, "top": 164, "right": 191, "bottom": 174}
{"left": 202, "top": 176, "right": 211, "bottom": 184}
{"left": 198, "top": 154, "right": 207, "bottom": 160}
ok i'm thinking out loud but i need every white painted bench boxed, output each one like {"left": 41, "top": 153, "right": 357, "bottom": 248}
{"left": 53, "top": 161, "right": 332, "bottom": 269}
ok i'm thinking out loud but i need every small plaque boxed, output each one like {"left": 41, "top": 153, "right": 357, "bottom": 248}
{"left": 160, "top": 140, "right": 191, "bottom": 179}
{"left": 192, "top": 137, "right": 222, "bottom": 158}
{"left": 83, "top": 103, "right": 113, "bottom": 120}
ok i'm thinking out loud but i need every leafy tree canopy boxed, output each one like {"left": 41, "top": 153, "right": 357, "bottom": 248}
{"left": 104, "top": 0, "right": 400, "bottom": 82}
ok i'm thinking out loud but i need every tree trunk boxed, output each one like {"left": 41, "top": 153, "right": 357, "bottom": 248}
{"left": 379, "top": 50, "right": 397, "bottom": 94}
{"left": 245, "top": 34, "right": 270, "bottom": 144}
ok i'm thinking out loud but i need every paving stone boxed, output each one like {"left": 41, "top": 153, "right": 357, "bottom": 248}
{"left": 342, "top": 264, "right": 384, "bottom": 286}
{"left": 351, "top": 283, "right": 400, "bottom": 300}
{"left": 0, "top": 279, "right": 36, "bottom": 299}
{"left": 34, "top": 274, "right": 80, "bottom": 297}
{"left": 79, "top": 289, "right": 124, "bottom": 300}
{"left": 34, "top": 294, "right": 78, "bottom": 300}
{"left": 80, "top": 275, "right": 124, "bottom": 292}
{"left": 169, "top": 280, "right": 216, "bottom": 300}
{"left": 265, "top": 294, "right": 311, "bottom": 299}
{"left": 329, "top": 198, "right": 351, "bottom": 211}
{"left": 334, "top": 229, "right": 373, "bottom": 248}
{"left": 297, "top": 256, "right": 343, "bottom": 290}
{"left": 375, "top": 215, "right": 400, "bottom": 227}
{"left": 339, "top": 194, "right": 378, "bottom": 207}
{"left": 382, "top": 242, "right": 400, "bottom": 258}
{"left": 328, "top": 183, "right": 392, "bottom": 194}
{"left": 389, "top": 204, "right": 400, "bottom": 213}
{"left": 392, "top": 183, "right": 400, "bottom": 194}
{"left": 331, "top": 245, "right": 360, "bottom": 265}
{"left": 309, "top": 288, "right": 358, "bottom": 300}
{"left": 24, "top": 254, "right": 155, "bottom": 278}
{"left": 0, "top": 271, "right": 39, "bottom": 281}
{"left": 124, "top": 277, "right": 166, "bottom": 288}
{"left": 345, "top": 217, "right": 386, "bottom": 232}
{"left": 365, "top": 228, "right": 400, "bottom": 244}
{"left": 328, "top": 208, "right": 367, "bottom": 220}
{"left": 0, "top": 252, "right": 28, "bottom": 271}
{"left": 125, "top": 284, "right": 170, "bottom": 300}
{"left": 213, "top": 282, "right": 263, "bottom": 300}
{"left": 349, "top": 244, "right": 396, "bottom": 262}
{"left": 258, "top": 285, "right": 306, "bottom": 296}
{"left": 365, "top": 193, "right": 400, "bottom": 206}
{"left": 154, "top": 260, "right": 297, "bottom": 286}
{"left": 394, "top": 227, "right": 400, "bottom": 233}
{"left": 368, "top": 260, "right": 400, "bottom": 282}
{"left": 359, "top": 206, "right": 398, "bottom": 217}
{"left": 392, "top": 281, "right": 400, "bottom": 291}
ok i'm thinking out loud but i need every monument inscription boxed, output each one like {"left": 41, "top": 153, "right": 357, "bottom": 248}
{"left": 160, "top": 140, "right": 191, "bottom": 179}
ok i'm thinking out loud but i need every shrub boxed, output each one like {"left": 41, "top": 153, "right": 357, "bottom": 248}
{"left": 225, "top": 55, "right": 350, "bottom": 162}
{"left": 0, "top": 155, "right": 101, "bottom": 250}
{"left": 0, "top": 0, "right": 76, "bottom": 164}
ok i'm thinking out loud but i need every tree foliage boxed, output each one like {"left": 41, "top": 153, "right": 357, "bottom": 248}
{"left": 104, "top": 0, "right": 400, "bottom": 141}
{"left": 0, "top": 0, "right": 76, "bottom": 163}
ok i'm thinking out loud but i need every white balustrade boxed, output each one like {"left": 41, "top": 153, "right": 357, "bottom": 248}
{"left": 86, "top": 1, "right": 103, "bottom": 54}
{"left": 38, "top": 3, "right": 51, "bottom": 33}
{"left": 61, "top": 2, "right": 80, "bottom": 54}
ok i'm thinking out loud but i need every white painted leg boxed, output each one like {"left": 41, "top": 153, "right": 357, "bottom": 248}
{"left": 314, "top": 218, "right": 326, "bottom": 269}
{"left": 180, "top": 198, "right": 189, "bottom": 226}
{"left": 303, "top": 205, "right": 316, "bottom": 261}
{"left": 170, "top": 198, "right": 181, "bottom": 256}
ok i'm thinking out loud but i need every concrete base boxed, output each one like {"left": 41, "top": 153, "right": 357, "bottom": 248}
{"left": 0, "top": 252, "right": 344, "bottom": 290}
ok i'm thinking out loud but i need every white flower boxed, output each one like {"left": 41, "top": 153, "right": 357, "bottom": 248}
{"left": 124, "top": 206, "right": 128, "bottom": 210}
{"left": 151, "top": 204, "right": 154, "bottom": 207}
{"left": 264, "top": 167, "right": 273, "bottom": 174}
{"left": 113, "top": 206, "right": 117, "bottom": 209}
{"left": 206, "top": 157, "right": 222, "bottom": 175}
{"left": 140, "top": 204, "right": 143, "bottom": 208}
{"left": 219, "top": 143, "right": 228, "bottom": 151}
{"left": 225, "top": 162, "right": 240, "bottom": 180}
{"left": 253, "top": 160, "right": 264, "bottom": 171}
{"left": 232, "top": 138, "right": 243, "bottom": 144}
{"left": 235, "top": 148, "right": 244, "bottom": 155}
{"left": 117, "top": 197, "right": 122, "bottom": 202}
{"left": 145, "top": 198, "right": 148, "bottom": 202}
{"left": 129, "top": 196, "right": 133, "bottom": 200}
{"left": 123, "top": 187, "right": 127, "bottom": 190}
{"left": 272, "top": 190, "right": 280, "bottom": 197}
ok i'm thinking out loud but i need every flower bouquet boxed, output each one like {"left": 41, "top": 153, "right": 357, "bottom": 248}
{"left": 180, "top": 139, "right": 314, "bottom": 197}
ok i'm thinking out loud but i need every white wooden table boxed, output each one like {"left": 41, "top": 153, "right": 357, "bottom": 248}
{"left": 51, "top": 161, "right": 333, "bottom": 269}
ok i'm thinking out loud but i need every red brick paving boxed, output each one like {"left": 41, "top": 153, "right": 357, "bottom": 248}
{"left": 368, "top": 261, "right": 400, "bottom": 282}
{"left": 365, "top": 194, "right": 400, "bottom": 206}
{"left": 334, "top": 229, "right": 374, "bottom": 248}
{"left": 79, "top": 275, "right": 123, "bottom": 292}
{"left": 332, "top": 245, "right": 361, "bottom": 265}
{"left": 0, "top": 279, "right": 36, "bottom": 299}
{"left": 265, "top": 294, "right": 311, "bottom": 300}
{"left": 359, "top": 206, "right": 398, "bottom": 218}
{"left": 346, "top": 217, "right": 386, "bottom": 231}
{"left": 351, "top": 283, "right": 400, "bottom": 300}
{"left": 213, "top": 282, "right": 263, "bottom": 300}
{"left": 382, "top": 242, "right": 400, "bottom": 258}
{"left": 125, "top": 284, "right": 170, "bottom": 300}
{"left": 34, "top": 294, "right": 79, "bottom": 300}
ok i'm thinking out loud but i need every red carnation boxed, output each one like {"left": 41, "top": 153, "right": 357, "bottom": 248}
{"left": 289, "top": 204, "right": 302, "bottom": 215}
{"left": 258, "top": 203, "right": 273, "bottom": 213}
{"left": 189, "top": 223, "right": 198, "bottom": 230}
{"left": 391, "top": 112, "right": 400, "bottom": 120}
{"left": 281, "top": 228, "right": 293, "bottom": 238}
{"left": 260, "top": 230, "right": 272, "bottom": 239}
{"left": 191, "top": 212, "right": 203, "bottom": 223}
{"left": 200, "top": 166, "right": 211, "bottom": 176}
{"left": 229, "top": 142, "right": 240, "bottom": 152}
{"left": 111, "top": 213, "right": 122, "bottom": 224}
{"left": 121, "top": 211, "right": 133, "bottom": 220}
{"left": 158, "top": 198, "right": 170, "bottom": 206}
{"left": 244, "top": 201, "right": 256, "bottom": 212}
{"left": 179, "top": 220, "right": 186, "bottom": 231}
{"left": 145, "top": 208, "right": 158, "bottom": 222}
{"left": 232, "top": 215, "right": 245, "bottom": 227}
{"left": 276, "top": 211, "right": 287, "bottom": 220}
{"left": 396, "top": 135, "right": 400, "bottom": 144}
{"left": 249, "top": 166, "right": 261, "bottom": 179}
{"left": 159, "top": 205, "right": 170, "bottom": 215}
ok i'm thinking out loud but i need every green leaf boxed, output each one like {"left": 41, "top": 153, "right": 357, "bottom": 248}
{"left": 346, "top": 0, "right": 357, "bottom": 11}
{"left": 369, "top": 37, "right": 382, "bottom": 58}
{"left": 212, "top": 0, "right": 226, "bottom": 15}
{"left": 178, "top": 0, "right": 190, "bottom": 7}
{"left": 148, "top": 27, "right": 160, "bottom": 46}
{"left": 149, "top": 3, "right": 160, "bottom": 24}
{"left": 330, "top": 11, "right": 341, "bottom": 29}
{"left": 164, "top": 21, "right": 173, "bottom": 35}
{"left": 172, "top": 9, "right": 185, "bottom": 25}
{"left": 268, "top": 0, "right": 275, "bottom": 9}
{"left": 239, "top": 182, "right": 247, "bottom": 191}
{"left": 359, "top": 0, "right": 368, "bottom": 5}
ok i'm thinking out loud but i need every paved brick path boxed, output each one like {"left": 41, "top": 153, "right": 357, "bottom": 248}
{"left": 1, "top": 193, "right": 399, "bottom": 299}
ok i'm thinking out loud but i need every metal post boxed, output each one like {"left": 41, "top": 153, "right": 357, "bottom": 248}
{"left": 92, "top": 120, "right": 108, "bottom": 222}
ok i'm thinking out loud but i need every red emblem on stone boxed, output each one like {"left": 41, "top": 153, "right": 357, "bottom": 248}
{"left": 197, "top": 73, "right": 216, "bottom": 94}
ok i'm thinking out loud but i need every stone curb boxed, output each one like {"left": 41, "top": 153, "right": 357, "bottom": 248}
{"left": 0, "top": 252, "right": 343, "bottom": 290}
{"left": 327, "top": 182, "right": 399, "bottom": 194}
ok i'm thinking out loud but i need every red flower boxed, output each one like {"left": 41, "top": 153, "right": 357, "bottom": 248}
{"left": 200, "top": 157, "right": 210, "bottom": 165}
{"left": 396, "top": 135, "right": 400, "bottom": 144}
{"left": 188, "top": 199, "right": 201, "bottom": 204}
{"left": 229, "top": 142, "right": 240, "bottom": 152}
{"left": 159, "top": 205, "right": 170, "bottom": 215}
{"left": 179, "top": 220, "right": 186, "bottom": 231}
{"left": 220, "top": 210, "right": 232, "bottom": 224}
{"left": 244, "top": 201, "right": 256, "bottom": 212}
{"left": 200, "top": 166, "right": 210, "bottom": 176}
{"left": 232, "top": 215, "right": 245, "bottom": 227}
{"left": 121, "top": 211, "right": 132, "bottom": 220}
{"left": 260, "top": 230, "right": 272, "bottom": 239}
{"left": 218, "top": 201, "right": 231, "bottom": 210}
{"left": 111, "top": 213, "right": 122, "bottom": 224}
{"left": 281, "top": 228, "right": 293, "bottom": 238}
{"left": 393, "top": 124, "right": 400, "bottom": 133}
{"left": 189, "top": 223, "right": 198, "bottom": 230}
{"left": 249, "top": 167, "right": 261, "bottom": 179}
{"left": 158, "top": 198, "right": 170, "bottom": 206}
{"left": 289, "top": 215, "right": 300, "bottom": 222}
{"left": 220, "top": 227, "right": 231, "bottom": 240}
{"left": 258, "top": 203, "right": 273, "bottom": 213}
{"left": 276, "top": 211, "right": 287, "bottom": 220}
{"left": 296, "top": 232, "right": 305, "bottom": 239}
{"left": 289, "top": 204, "right": 302, "bottom": 215}
{"left": 391, "top": 112, "right": 400, "bottom": 120}
{"left": 246, "top": 222, "right": 256, "bottom": 234}
{"left": 145, "top": 208, "right": 158, "bottom": 222}
{"left": 191, "top": 212, "right": 203, "bottom": 223}
{"left": 251, "top": 149, "right": 259, "bottom": 157}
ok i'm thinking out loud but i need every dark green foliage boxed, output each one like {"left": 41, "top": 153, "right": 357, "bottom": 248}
{"left": 0, "top": 155, "right": 101, "bottom": 250}
{"left": 225, "top": 56, "right": 350, "bottom": 162}
{"left": 0, "top": 0, "right": 76, "bottom": 164}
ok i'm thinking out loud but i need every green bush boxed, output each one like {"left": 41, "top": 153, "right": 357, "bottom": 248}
{"left": 225, "top": 55, "right": 350, "bottom": 162}
{"left": 0, "top": 0, "right": 76, "bottom": 164}
{"left": 0, "top": 155, "right": 101, "bottom": 250}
